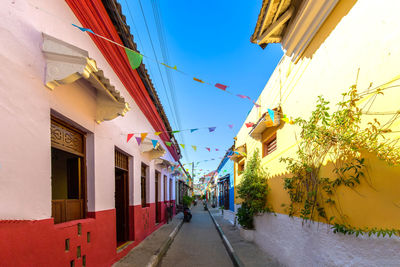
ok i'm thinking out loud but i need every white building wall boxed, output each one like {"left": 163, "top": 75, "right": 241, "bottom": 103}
{"left": 0, "top": 0, "right": 178, "bottom": 220}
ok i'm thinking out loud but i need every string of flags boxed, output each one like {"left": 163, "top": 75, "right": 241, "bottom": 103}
{"left": 71, "top": 23, "right": 261, "bottom": 107}
{"left": 126, "top": 124, "right": 234, "bottom": 136}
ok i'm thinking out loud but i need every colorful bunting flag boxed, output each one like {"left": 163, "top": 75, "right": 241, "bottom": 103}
{"left": 180, "top": 144, "right": 185, "bottom": 149}
{"left": 155, "top": 132, "right": 162, "bottom": 136}
{"left": 254, "top": 103, "right": 261, "bottom": 108}
{"left": 245, "top": 122, "right": 254, "bottom": 128}
{"left": 171, "top": 166, "right": 175, "bottom": 171}
{"left": 166, "top": 141, "right": 172, "bottom": 147}
{"left": 208, "top": 127, "right": 216, "bottom": 132}
{"left": 282, "top": 117, "right": 289, "bottom": 123}
{"left": 190, "top": 128, "right": 198, "bottom": 133}
{"left": 193, "top": 77, "right": 204, "bottom": 83}
{"left": 125, "top": 48, "right": 143, "bottom": 70}
{"left": 172, "top": 130, "right": 180, "bottom": 134}
{"left": 228, "top": 124, "right": 234, "bottom": 129}
{"left": 236, "top": 94, "right": 247, "bottom": 99}
{"left": 215, "top": 149, "right": 219, "bottom": 151}
{"left": 72, "top": 24, "right": 94, "bottom": 34}
{"left": 140, "top": 133, "right": 148, "bottom": 142}
{"left": 192, "top": 145, "right": 197, "bottom": 151}
{"left": 127, "top": 133, "right": 134, "bottom": 143}
{"left": 215, "top": 83, "right": 228, "bottom": 91}
{"left": 161, "top": 63, "right": 177, "bottom": 70}
{"left": 268, "top": 109, "right": 275, "bottom": 122}
{"left": 135, "top": 137, "right": 142, "bottom": 146}
{"left": 206, "top": 148, "right": 211, "bottom": 152}
{"left": 151, "top": 139, "right": 158, "bottom": 148}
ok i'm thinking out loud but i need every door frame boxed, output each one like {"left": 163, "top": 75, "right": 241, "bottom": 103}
{"left": 115, "top": 149, "right": 130, "bottom": 243}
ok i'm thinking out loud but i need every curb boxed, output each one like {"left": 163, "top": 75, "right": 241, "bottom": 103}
{"left": 146, "top": 218, "right": 184, "bottom": 267}
{"left": 208, "top": 209, "right": 244, "bottom": 267}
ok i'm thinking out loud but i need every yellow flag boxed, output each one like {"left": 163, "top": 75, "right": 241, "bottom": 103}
{"left": 192, "top": 145, "right": 197, "bottom": 151}
{"left": 141, "top": 133, "right": 148, "bottom": 142}
{"left": 161, "top": 63, "right": 177, "bottom": 70}
{"left": 193, "top": 77, "right": 205, "bottom": 83}
{"left": 180, "top": 144, "right": 185, "bottom": 149}
{"left": 155, "top": 132, "right": 162, "bottom": 136}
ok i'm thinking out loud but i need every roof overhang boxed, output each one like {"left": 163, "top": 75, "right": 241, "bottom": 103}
{"left": 140, "top": 140, "right": 166, "bottom": 160}
{"left": 154, "top": 158, "right": 174, "bottom": 169}
{"left": 231, "top": 144, "right": 247, "bottom": 162}
{"left": 251, "top": 0, "right": 339, "bottom": 61}
{"left": 42, "top": 33, "right": 130, "bottom": 123}
{"left": 249, "top": 110, "right": 281, "bottom": 140}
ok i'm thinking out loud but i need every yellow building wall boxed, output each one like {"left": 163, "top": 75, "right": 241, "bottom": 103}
{"left": 234, "top": 0, "right": 400, "bottom": 230}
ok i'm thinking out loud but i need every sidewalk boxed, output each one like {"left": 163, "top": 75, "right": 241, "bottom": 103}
{"left": 114, "top": 213, "right": 183, "bottom": 267}
{"left": 209, "top": 208, "right": 283, "bottom": 267}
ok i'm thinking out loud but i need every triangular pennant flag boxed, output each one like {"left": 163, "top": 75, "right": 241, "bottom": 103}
{"left": 127, "top": 133, "right": 134, "bottom": 143}
{"left": 161, "top": 63, "right": 177, "bottom": 70}
{"left": 254, "top": 103, "right": 261, "bottom": 108}
{"left": 215, "top": 83, "right": 228, "bottom": 91}
{"left": 215, "top": 149, "right": 219, "bottom": 151}
{"left": 125, "top": 48, "right": 143, "bottom": 70}
{"left": 289, "top": 119, "right": 295, "bottom": 125}
{"left": 171, "top": 166, "right": 175, "bottom": 171}
{"left": 236, "top": 94, "right": 247, "bottom": 99}
{"left": 192, "top": 145, "right": 197, "bottom": 151}
{"left": 268, "top": 109, "right": 275, "bottom": 122}
{"left": 155, "top": 132, "right": 162, "bottom": 136}
{"left": 180, "top": 144, "right": 185, "bottom": 149}
{"left": 135, "top": 137, "right": 142, "bottom": 146}
{"left": 206, "top": 147, "right": 211, "bottom": 152}
{"left": 234, "top": 151, "right": 239, "bottom": 155}
{"left": 282, "top": 117, "right": 289, "bottom": 123}
{"left": 151, "top": 139, "right": 158, "bottom": 148}
{"left": 165, "top": 141, "right": 172, "bottom": 147}
{"left": 190, "top": 128, "right": 199, "bottom": 133}
{"left": 141, "top": 133, "right": 148, "bottom": 142}
{"left": 72, "top": 24, "right": 94, "bottom": 34}
{"left": 193, "top": 77, "right": 204, "bottom": 83}
{"left": 228, "top": 124, "right": 234, "bottom": 129}
{"left": 245, "top": 122, "right": 254, "bottom": 128}
{"left": 171, "top": 130, "right": 180, "bottom": 134}
{"left": 208, "top": 127, "right": 216, "bottom": 132}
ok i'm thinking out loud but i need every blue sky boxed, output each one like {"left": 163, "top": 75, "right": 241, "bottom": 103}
{"left": 119, "top": 0, "right": 283, "bottom": 180}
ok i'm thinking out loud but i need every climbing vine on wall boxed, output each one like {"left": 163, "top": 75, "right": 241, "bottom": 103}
{"left": 280, "top": 84, "right": 400, "bottom": 235}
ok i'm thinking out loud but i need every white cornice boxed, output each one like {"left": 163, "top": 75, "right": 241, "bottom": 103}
{"left": 282, "top": 0, "right": 339, "bottom": 61}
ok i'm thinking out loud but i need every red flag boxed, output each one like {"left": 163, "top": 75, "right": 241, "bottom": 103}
{"left": 245, "top": 122, "right": 254, "bottom": 128}
{"left": 215, "top": 83, "right": 228, "bottom": 91}
{"left": 127, "top": 133, "right": 134, "bottom": 142}
{"left": 206, "top": 147, "right": 211, "bottom": 152}
{"left": 228, "top": 124, "right": 234, "bottom": 129}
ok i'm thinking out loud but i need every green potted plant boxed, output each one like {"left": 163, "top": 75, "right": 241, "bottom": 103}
{"left": 236, "top": 148, "right": 270, "bottom": 241}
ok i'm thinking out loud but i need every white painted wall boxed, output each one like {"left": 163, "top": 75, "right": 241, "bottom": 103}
{"left": 0, "top": 0, "right": 177, "bottom": 220}
{"left": 253, "top": 213, "right": 400, "bottom": 267}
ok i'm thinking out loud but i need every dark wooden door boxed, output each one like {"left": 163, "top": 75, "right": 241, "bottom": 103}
{"left": 115, "top": 169, "right": 129, "bottom": 243}
{"left": 224, "top": 180, "right": 230, "bottom": 210}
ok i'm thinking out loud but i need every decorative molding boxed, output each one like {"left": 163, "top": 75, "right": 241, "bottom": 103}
{"left": 282, "top": 0, "right": 339, "bottom": 61}
{"left": 42, "top": 33, "right": 130, "bottom": 123}
{"left": 140, "top": 140, "right": 166, "bottom": 160}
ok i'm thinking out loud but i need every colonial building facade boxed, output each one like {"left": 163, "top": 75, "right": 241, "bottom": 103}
{"left": 0, "top": 0, "right": 183, "bottom": 266}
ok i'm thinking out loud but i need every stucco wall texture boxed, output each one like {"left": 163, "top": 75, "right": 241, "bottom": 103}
{"left": 0, "top": 0, "right": 176, "bottom": 220}
{"left": 254, "top": 213, "right": 400, "bottom": 267}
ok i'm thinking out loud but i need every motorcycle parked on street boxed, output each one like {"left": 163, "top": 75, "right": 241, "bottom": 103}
{"left": 183, "top": 206, "right": 192, "bottom": 222}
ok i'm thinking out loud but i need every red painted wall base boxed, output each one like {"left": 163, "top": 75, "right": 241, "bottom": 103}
{"left": 0, "top": 201, "right": 177, "bottom": 267}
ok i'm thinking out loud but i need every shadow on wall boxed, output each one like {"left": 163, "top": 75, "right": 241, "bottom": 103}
{"left": 299, "top": 0, "right": 357, "bottom": 60}
{"left": 266, "top": 151, "right": 400, "bottom": 230}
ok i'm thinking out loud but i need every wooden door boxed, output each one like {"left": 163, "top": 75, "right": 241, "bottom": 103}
{"left": 115, "top": 150, "right": 129, "bottom": 244}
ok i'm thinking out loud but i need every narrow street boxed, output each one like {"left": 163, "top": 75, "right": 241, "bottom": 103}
{"left": 160, "top": 204, "right": 233, "bottom": 267}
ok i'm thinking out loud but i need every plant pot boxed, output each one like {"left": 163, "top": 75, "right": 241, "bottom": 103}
{"left": 239, "top": 227, "right": 255, "bottom": 242}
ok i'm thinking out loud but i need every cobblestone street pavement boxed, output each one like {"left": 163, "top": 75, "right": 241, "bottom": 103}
{"left": 160, "top": 204, "right": 233, "bottom": 267}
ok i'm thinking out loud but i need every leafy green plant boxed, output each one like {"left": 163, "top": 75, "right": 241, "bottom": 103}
{"left": 280, "top": 85, "right": 400, "bottom": 234}
{"left": 183, "top": 196, "right": 193, "bottom": 207}
{"left": 236, "top": 149, "right": 270, "bottom": 229}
